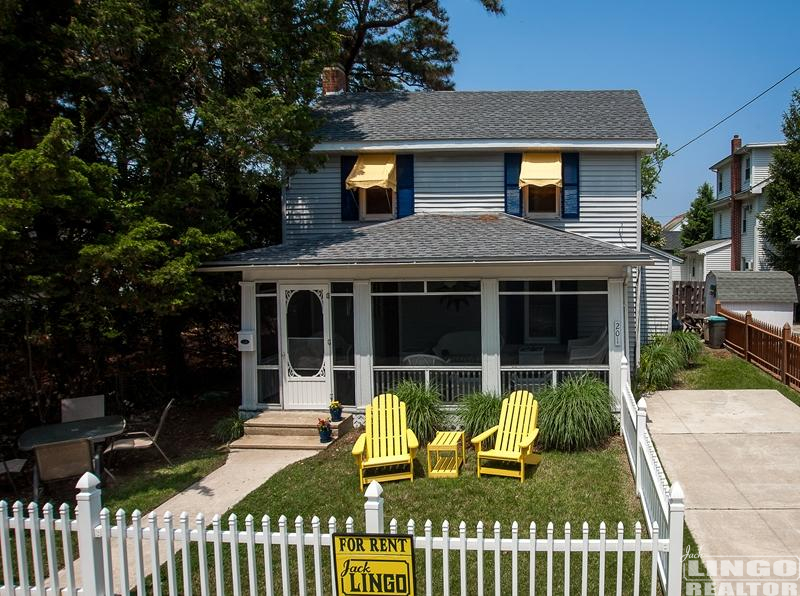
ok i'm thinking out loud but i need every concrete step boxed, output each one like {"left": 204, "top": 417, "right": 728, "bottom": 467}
{"left": 244, "top": 411, "right": 353, "bottom": 439}
{"left": 230, "top": 434, "right": 336, "bottom": 451}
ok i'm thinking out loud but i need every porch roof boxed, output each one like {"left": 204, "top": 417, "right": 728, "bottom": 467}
{"left": 204, "top": 213, "right": 651, "bottom": 268}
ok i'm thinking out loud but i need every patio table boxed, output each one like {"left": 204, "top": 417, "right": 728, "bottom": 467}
{"left": 18, "top": 415, "right": 126, "bottom": 485}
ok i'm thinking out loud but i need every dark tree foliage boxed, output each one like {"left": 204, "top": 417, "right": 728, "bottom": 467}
{"left": 340, "top": 0, "right": 504, "bottom": 91}
{"left": 761, "top": 89, "right": 800, "bottom": 279}
{"left": 680, "top": 182, "right": 714, "bottom": 249}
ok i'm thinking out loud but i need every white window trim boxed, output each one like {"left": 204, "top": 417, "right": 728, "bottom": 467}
{"left": 522, "top": 185, "right": 560, "bottom": 220}
{"left": 359, "top": 187, "right": 395, "bottom": 221}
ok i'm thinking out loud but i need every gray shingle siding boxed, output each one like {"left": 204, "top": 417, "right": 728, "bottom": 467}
{"left": 314, "top": 90, "right": 657, "bottom": 143}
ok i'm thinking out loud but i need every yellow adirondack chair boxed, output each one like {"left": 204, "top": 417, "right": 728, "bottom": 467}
{"left": 471, "top": 390, "right": 541, "bottom": 482}
{"left": 352, "top": 394, "right": 419, "bottom": 488}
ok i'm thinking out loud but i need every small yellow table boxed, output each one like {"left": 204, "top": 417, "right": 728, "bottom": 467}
{"left": 427, "top": 431, "right": 466, "bottom": 478}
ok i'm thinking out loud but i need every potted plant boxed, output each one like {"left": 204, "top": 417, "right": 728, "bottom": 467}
{"left": 317, "top": 418, "right": 333, "bottom": 443}
{"left": 329, "top": 400, "right": 343, "bottom": 422}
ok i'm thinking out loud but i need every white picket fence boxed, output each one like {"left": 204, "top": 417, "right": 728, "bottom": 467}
{"left": 619, "top": 355, "right": 685, "bottom": 594}
{"left": 1, "top": 477, "right": 684, "bottom": 596}
{"left": 1, "top": 356, "right": 685, "bottom": 596}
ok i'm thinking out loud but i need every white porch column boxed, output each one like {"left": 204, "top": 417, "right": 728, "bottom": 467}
{"left": 481, "top": 279, "right": 501, "bottom": 394}
{"left": 608, "top": 278, "right": 625, "bottom": 410}
{"left": 353, "top": 281, "right": 374, "bottom": 408}
{"left": 240, "top": 281, "right": 258, "bottom": 414}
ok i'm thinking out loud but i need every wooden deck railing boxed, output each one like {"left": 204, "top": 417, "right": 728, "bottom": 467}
{"left": 716, "top": 302, "right": 800, "bottom": 390}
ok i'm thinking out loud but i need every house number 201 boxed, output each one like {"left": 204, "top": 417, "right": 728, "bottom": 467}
{"left": 614, "top": 321, "right": 622, "bottom": 347}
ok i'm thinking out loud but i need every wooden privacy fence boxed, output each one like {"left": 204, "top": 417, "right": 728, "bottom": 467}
{"left": 716, "top": 303, "right": 800, "bottom": 390}
{"left": 0, "top": 457, "right": 687, "bottom": 596}
{"left": 672, "top": 281, "right": 705, "bottom": 318}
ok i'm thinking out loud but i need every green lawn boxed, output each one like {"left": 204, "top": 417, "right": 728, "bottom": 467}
{"left": 159, "top": 434, "right": 672, "bottom": 595}
{"left": 677, "top": 347, "right": 800, "bottom": 407}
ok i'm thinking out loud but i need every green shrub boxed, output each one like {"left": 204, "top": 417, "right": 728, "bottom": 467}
{"left": 637, "top": 339, "right": 682, "bottom": 391}
{"left": 394, "top": 380, "right": 444, "bottom": 444}
{"left": 537, "top": 374, "right": 615, "bottom": 451}
{"left": 213, "top": 413, "right": 245, "bottom": 444}
{"left": 666, "top": 331, "right": 703, "bottom": 366}
{"left": 458, "top": 391, "right": 503, "bottom": 438}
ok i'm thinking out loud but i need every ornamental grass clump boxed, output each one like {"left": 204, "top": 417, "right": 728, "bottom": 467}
{"left": 665, "top": 330, "right": 703, "bottom": 367}
{"left": 457, "top": 391, "right": 503, "bottom": 438}
{"left": 212, "top": 412, "right": 245, "bottom": 444}
{"left": 537, "top": 374, "right": 615, "bottom": 451}
{"left": 394, "top": 380, "right": 444, "bottom": 444}
{"left": 637, "top": 337, "right": 683, "bottom": 392}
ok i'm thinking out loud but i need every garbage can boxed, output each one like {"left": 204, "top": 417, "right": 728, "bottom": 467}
{"left": 706, "top": 315, "right": 727, "bottom": 349}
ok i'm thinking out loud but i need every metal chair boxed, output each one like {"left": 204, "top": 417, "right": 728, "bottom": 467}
{"left": 104, "top": 399, "right": 174, "bottom": 465}
{"left": 1, "top": 456, "right": 26, "bottom": 498}
{"left": 33, "top": 439, "right": 95, "bottom": 500}
{"left": 61, "top": 394, "right": 105, "bottom": 422}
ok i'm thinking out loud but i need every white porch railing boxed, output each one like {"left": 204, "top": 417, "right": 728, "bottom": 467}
{"left": 0, "top": 473, "right": 685, "bottom": 596}
{"left": 500, "top": 366, "right": 610, "bottom": 393}
{"left": 373, "top": 367, "right": 482, "bottom": 403}
{"left": 619, "top": 356, "right": 684, "bottom": 593}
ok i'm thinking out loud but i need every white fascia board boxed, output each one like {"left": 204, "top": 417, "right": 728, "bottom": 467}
{"left": 313, "top": 138, "right": 658, "bottom": 153}
{"left": 697, "top": 240, "right": 731, "bottom": 255}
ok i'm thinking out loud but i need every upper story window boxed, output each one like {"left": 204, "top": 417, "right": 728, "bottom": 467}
{"left": 345, "top": 154, "right": 397, "bottom": 222}
{"left": 360, "top": 187, "right": 394, "bottom": 221}
{"left": 717, "top": 172, "right": 723, "bottom": 192}
{"left": 519, "top": 152, "right": 562, "bottom": 220}
{"left": 744, "top": 157, "right": 751, "bottom": 182}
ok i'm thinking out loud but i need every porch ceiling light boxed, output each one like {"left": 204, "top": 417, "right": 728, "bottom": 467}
{"left": 345, "top": 153, "right": 397, "bottom": 191}
{"left": 519, "top": 152, "right": 562, "bottom": 188}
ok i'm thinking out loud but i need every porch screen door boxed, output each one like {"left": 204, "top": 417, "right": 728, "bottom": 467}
{"left": 280, "top": 285, "right": 332, "bottom": 409}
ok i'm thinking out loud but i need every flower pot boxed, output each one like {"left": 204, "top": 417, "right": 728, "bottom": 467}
{"left": 330, "top": 407, "right": 343, "bottom": 422}
{"left": 319, "top": 429, "right": 333, "bottom": 443}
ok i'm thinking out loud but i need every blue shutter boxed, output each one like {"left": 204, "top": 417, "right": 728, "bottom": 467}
{"left": 340, "top": 155, "right": 359, "bottom": 221}
{"left": 396, "top": 154, "right": 414, "bottom": 218}
{"left": 504, "top": 153, "right": 523, "bottom": 216}
{"left": 561, "top": 152, "right": 580, "bottom": 219}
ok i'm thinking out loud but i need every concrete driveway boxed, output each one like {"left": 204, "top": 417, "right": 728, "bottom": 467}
{"left": 648, "top": 389, "right": 800, "bottom": 589}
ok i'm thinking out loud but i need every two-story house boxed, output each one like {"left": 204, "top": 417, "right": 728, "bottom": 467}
{"left": 682, "top": 135, "right": 784, "bottom": 281}
{"left": 202, "top": 69, "right": 661, "bottom": 416}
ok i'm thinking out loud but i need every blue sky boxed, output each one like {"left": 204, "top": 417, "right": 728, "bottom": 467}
{"left": 440, "top": 0, "right": 800, "bottom": 223}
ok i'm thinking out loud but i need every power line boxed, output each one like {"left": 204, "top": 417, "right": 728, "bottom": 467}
{"left": 670, "top": 65, "right": 800, "bottom": 157}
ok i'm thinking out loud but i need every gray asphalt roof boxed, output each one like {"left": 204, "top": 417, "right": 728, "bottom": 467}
{"left": 710, "top": 270, "right": 798, "bottom": 303}
{"left": 663, "top": 230, "right": 683, "bottom": 252}
{"left": 207, "top": 213, "right": 649, "bottom": 267}
{"left": 682, "top": 238, "right": 731, "bottom": 253}
{"left": 314, "top": 90, "right": 657, "bottom": 143}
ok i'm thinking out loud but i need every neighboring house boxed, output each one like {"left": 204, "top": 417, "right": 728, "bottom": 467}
{"left": 640, "top": 244, "right": 683, "bottom": 345}
{"left": 709, "top": 135, "right": 785, "bottom": 272}
{"left": 202, "top": 68, "right": 659, "bottom": 415}
{"left": 662, "top": 212, "right": 685, "bottom": 255}
{"left": 680, "top": 238, "right": 732, "bottom": 282}
{"left": 706, "top": 270, "right": 797, "bottom": 327}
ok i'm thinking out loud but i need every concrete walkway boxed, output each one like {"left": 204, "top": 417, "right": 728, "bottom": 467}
{"left": 648, "top": 389, "right": 800, "bottom": 590}
{"left": 66, "top": 448, "right": 315, "bottom": 591}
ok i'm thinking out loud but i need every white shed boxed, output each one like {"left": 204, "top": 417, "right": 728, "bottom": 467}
{"left": 705, "top": 270, "right": 798, "bottom": 327}
{"left": 640, "top": 244, "right": 683, "bottom": 345}
{"left": 681, "top": 239, "right": 731, "bottom": 282}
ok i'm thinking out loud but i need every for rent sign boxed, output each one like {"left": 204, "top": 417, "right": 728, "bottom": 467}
{"left": 333, "top": 534, "right": 415, "bottom": 596}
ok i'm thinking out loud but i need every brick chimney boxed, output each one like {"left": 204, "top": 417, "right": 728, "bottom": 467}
{"left": 322, "top": 65, "right": 347, "bottom": 95}
{"left": 730, "top": 135, "right": 743, "bottom": 269}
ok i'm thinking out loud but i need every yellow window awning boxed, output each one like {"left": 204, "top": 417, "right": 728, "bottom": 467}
{"left": 345, "top": 154, "right": 397, "bottom": 191}
{"left": 519, "top": 153, "right": 562, "bottom": 188}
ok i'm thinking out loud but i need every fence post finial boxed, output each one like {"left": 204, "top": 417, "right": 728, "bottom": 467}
{"left": 364, "top": 481, "right": 384, "bottom": 534}
{"left": 75, "top": 473, "right": 105, "bottom": 596}
{"left": 667, "top": 482, "right": 685, "bottom": 596}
